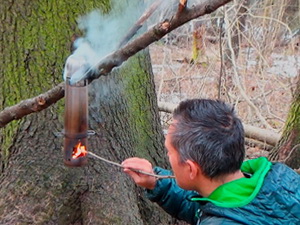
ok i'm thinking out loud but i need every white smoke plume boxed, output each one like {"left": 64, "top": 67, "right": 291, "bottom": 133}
{"left": 63, "top": 0, "right": 203, "bottom": 84}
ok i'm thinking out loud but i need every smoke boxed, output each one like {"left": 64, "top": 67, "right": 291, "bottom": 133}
{"left": 63, "top": 0, "right": 152, "bottom": 84}
{"left": 63, "top": 0, "right": 205, "bottom": 84}
{"left": 76, "top": 2, "right": 142, "bottom": 58}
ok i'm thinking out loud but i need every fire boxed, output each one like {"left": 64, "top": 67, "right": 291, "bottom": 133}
{"left": 72, "top": 141, "right": 87, "bottom": 159}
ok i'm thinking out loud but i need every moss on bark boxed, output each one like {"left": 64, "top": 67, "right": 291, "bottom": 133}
{"left": 0, "top": 1, "right": 171, "bottom": 224}
{"left": 269, "top": 78, "right": 300, "bottom": 169}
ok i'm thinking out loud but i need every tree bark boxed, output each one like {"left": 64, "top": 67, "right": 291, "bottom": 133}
{"left": 0, "top": 1, "right": 171, "bottom": 224}
{"left": 269, "top": 77, "right": 300, "bottom": 169}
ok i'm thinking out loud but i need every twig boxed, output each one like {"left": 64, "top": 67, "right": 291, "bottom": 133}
{"left": 282, "top": 144, "right": 300, "bottom": 164}
{"left": 238, "top": 11, "right": 292, "bottom": 67}
{"left": 218, "top": 16, "right": 225, "bottom": 99}
{"left": 88, "top": 151, "right": 175, "bottom": 179}
{"left": 224, "top": 10, "right": 274, "bottom": 131}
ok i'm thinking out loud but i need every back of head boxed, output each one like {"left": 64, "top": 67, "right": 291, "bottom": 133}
{"left": 171, "top": 99, "right": 245, "bottom": 179}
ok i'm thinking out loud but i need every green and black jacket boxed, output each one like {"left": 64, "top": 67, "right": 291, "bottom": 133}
{"left": 146, "top": 157, "right": 300, "bottom": 225}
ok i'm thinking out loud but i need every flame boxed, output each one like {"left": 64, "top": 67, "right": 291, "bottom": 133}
{"left": 72, "top": 141, "right": 87, "bottom": 159}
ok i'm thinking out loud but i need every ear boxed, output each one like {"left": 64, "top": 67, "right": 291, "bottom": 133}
{"left": 186, "top": 160, "right": 200, "bottom": 180}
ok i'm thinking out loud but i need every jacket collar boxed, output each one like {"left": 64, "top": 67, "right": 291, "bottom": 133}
{"left": 190, "top": 157, "right": 272, "bottom": 208}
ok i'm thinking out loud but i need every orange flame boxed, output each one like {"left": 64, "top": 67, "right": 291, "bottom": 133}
{"left": 72, "top": 141, "right": 87, "bottom": 159}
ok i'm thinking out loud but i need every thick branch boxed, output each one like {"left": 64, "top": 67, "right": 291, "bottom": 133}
{"left": 243, "top": 124, "right": 280, "bottom": 146}
{"left": 158, "top": 101, "right": 281, "bottom": 146}
{"left": 0, "top": 83, "right": 65, "bottom": 128}
{"left": 0, "top": 0, "right": 232, "bottom": 128}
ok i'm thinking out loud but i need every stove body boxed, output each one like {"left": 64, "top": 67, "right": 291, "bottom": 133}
{"left": 63, "top": 57, "right": 89, "bottom": 167}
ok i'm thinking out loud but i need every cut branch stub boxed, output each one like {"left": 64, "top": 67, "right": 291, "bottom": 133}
{"left": 160, "top": 21, "right": 171, "bottom": 32}
{"left": 178, "top": 0, "right": 188, "bottom": 14}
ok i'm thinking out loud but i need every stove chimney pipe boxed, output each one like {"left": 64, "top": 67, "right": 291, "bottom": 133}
{"left": 63, "top": 56, "right": 88, "bottom": 167}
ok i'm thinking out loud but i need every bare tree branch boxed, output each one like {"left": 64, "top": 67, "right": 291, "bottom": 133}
{"left": 0, "top": 0, "right": 232, "bottom": 128}
{"left": 0, "top": 83, "right": 65, "bottom": 128}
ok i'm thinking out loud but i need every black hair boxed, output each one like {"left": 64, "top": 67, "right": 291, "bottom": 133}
{"left": 171, "top": 99, "right": 245, "bottom": 179}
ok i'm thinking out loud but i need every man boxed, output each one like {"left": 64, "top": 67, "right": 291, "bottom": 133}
{"left": 122, "top": 99, "right": 300, "bottom": 224}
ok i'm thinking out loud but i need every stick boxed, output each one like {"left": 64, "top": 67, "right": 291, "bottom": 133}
{"left": 88, "top": 151, "right": 175, "bottom": 179}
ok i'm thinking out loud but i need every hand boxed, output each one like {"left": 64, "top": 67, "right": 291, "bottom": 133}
{"left": 122, "top": 157, "right": 157, "bottom": 190}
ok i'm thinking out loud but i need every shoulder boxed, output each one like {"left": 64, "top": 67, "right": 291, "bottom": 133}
{"left": 257, "top": 163, "right": 300, "bottom": 220}
{"left": 264, "top": 162, "right": 300, "bottom": 196}
{"left": 265, "top": 162, "right": 300, "bottom": 187}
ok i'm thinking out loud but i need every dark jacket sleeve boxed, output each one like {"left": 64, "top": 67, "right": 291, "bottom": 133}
{"left": 145, "top": 167, "right": 200, "bottom": 225}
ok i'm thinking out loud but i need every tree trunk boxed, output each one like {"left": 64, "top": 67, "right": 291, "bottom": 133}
{"left": 0, "top": 1, "right": 172, "bottom": 224}
{"left": 223, "top": 0, "right": 249, "bottom": 67}
{"left": 269, "top": 77, "right": 300, "bottom": 169}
